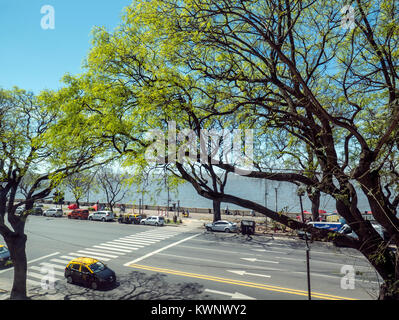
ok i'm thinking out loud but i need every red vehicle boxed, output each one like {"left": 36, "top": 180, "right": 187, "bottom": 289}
{"left": 68, "top": 203, "right": 79, "bottom": 210}
{"left": 67, "top": 209, "right": 89, "bottom": 220}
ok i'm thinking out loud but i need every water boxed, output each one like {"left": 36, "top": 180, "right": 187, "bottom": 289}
{"left": 59, "top": 174, "right": 372, "bottom": 213}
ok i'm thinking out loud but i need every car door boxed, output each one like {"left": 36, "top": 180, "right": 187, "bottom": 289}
{"left": 214, "top": 222, "right": 225, "bottom": 231}
{"left": 70, "top": 263, "right": 81, "bottom": 283}
{"left": 81, "top": 266, "right": 93, "bottom": 285}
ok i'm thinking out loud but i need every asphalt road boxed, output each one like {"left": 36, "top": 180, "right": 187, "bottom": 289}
{"left": 0, "top": 215, "right": 381, "bottom": 300}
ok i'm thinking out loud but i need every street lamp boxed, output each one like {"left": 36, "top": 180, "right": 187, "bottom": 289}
{"left": 297, "top": 185, "right": 311, "bottom": 300}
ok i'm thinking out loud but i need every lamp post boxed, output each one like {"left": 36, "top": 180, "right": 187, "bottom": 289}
{"left": 298, "top": 186, "right": 311, "bottom": 300}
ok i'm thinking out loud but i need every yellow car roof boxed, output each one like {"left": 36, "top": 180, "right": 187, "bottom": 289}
{"left": 69, "top": 257, "right": 99, "bottom": 265}
{"left": 0, "top": 245, "right": 4, "bottom": 248}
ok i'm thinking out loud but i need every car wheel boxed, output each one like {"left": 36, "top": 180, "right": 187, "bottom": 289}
{"left": 206, "top": 227, "right": 212, "bottom": 231}
{"left": 66, "top": 276, "right": 73, "bottom": 284}
{"left": 224, "top": 228, "right": 230, "bottom": 233}
{"left": 52, "top": 214, "right": 56, "bottom": 217}
{"left": 91, "top": 281, "right": 98, "bottom": 290}
{"left": 89, "top": 217, "right": 92, "bottom": 221}
{"left": 102, "top": 218, "right": 106, "bottom": 222}
{"left": 155, "top": 222, "right": 159, "bottom": 226}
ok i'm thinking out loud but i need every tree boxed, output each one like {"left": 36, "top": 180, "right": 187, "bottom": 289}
{"left": 0, "top": 88, "right": 108, "bottom": 299}
{"left": 96, "top": 166, "right": 129, "bottom": 212}
{"left": 51, "top": 0, "right": 399, "bottom": 299}
{"left": 63, "top": 171, "right": 95, "bottom": 208}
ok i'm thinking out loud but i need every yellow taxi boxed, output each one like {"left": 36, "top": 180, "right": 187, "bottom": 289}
{"left": 64, "top": 257, "right": 116, "bottom": 290}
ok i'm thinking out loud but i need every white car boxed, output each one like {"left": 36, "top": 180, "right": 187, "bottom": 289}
{"left": 88, "top": 211, "right": 115, "bottom": 222}
{"left": 43, "top": 208, "right": 63, "bottom": 217}
{"left": 140, "top": 216, "right": 165, "bottom": 226}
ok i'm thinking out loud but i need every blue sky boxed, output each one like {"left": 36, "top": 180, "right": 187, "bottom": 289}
{"left": 0, "top": 0, "right": 133, "bottom": 94}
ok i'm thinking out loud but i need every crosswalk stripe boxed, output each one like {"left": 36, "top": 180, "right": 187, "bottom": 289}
{"left": 101, "top": 243, "right": 140, "bottom": 250}
{"left": 93, "top": 245, "right": 133, "bottom": 252}
{"left": 50, "top": 258, "right": 71, "bottom": 264}
{"left": 123, "top": 236, "right": 163, "bottom": 241}
{"left": 76, "top": 250, "right": 117, "bottom": 258}
{"left": 125, "top": 234, "right": 172, "bottom": 240}
{"left": 81, "top": 247, "right": 124, "bottom": 256}
{"left": 39, "top": 262, "right": 66, "bottom": 270}
{"left": 27, "top": 271, "right": 63, "bottom": 281}
{"left": 110, "top": 239, "right": 148, "bottom": 246}
{"left": 68, "top": 252, "right": 110, "bottom": 261}
{"left": 60, "top": 255, "right": 82, "bottom": 260}
{"left": 30, "top": 266, "right": 65, "bottom": 277}
{"left": 116, "top": 238, "right": 158, "bottom": 244}
{"left": 27, "top": 279, "right": 43, "bottom": 286}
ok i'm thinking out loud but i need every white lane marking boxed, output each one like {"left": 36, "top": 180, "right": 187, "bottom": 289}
{"left": 227, "top": 270, "right": 271, "bottom": 279}
{"left": 118, "top": 238, "right": 158, "bottom": 244}
{"left": 68, "top": 253, "right": 110, "bottom": 261}
{"left": 50, "top": 258, "right": 72, "bottom": 264}
{"left": 241, "top": 257, "right": 279, "bottom": 264}
{"left": 81, "top": 247, "right": 125, "bottom": 256}
{"left": 92, "top": 245, "right": 133, "bottom": 252}
{"left": 110, "top": 239, "right": 149, "bottom": 246}
{"left": 76, "top": 250, "right": 117, "bottom": 258}
{"left": 30, "top": 266, "right": 65, "bottom": 277}
{"left": 124, "top": 233, "right": 200, "bottom": 265}
{"left": 39, "top": 262, "right": 66, "bottom": 270}
{"left": 0, "top": 252, "right": 60, "bottom": 274}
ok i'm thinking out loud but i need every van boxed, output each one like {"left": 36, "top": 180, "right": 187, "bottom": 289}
{"left": 68, "top": 209, "right": 89, "bottom": 220}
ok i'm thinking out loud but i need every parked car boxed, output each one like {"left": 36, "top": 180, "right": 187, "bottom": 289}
{"left": 67, "top": 209, "right": 89, "bottom": 220}
{"left": 0, "top": 245, "right": 11, "bottom": 268}
{"left": 118, "top": 213, "right": 143, "bottom": 224}
{"left": 334, "top": 222, "right": 389, "bottom": 247}
{"left": 64, "top": 257, "right": 116, "bottom": 290}
{"left": 31, "top": 205, "right": 44, "bottom": 215}
{"left": 140, "top": 216, "right": 165, "bottom": 226}
{"left": 88, "top": 211, "right": 115, "bottom": 222}
{"left": 205, "top": 220, "right": 238, "bottom": 233}
{"left": 43, "top": 208, "right": 63, "bottom": 217}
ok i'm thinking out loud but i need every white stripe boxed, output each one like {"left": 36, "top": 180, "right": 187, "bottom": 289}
{"left": 76, "top": 250, "right": 117, "bottom": 258}
{"left": 81, "top": 247, "right": 125, "bottom": 256}
{"left": 30, "top": 266, "right": 65, "bottom": 277}
{"left": 27, "top": 279, "right": 42, "bottom": 286}
{"left": 101, "top": 242, "right": 142, "bottom": 249}
{"left": 68, "top": 252, "right": 110, "bottom": 261}
{"left": 125, "top": 234, "right": 171, "bottom": 240}
{"left": 60, "top": 255, "right": 81, "bottom": 260}
{"left": 118, "top": 238, "right": 158, "bottom": 244}
{"left": 124, "top": 233, "right": 200, "bottom": 265}
{"left": 111, "top": 239, "right": 148, "bottom": 246}
{"left": 92, "top": 245, "right": 133, "bottom": 253}
{"left": 50, "top": 258, "right": 72, "bottom": 264}
{"left": 0, "top": 252, "right": 61, "bottom": 274}
{"left": 39, "top": 263, "right": 66, "bottom": 270}
{"left": 105, "top": 241, "right": 144, "bottom": 248}
{"left": 27, "top": 271, "right": 63, "bottom": 280}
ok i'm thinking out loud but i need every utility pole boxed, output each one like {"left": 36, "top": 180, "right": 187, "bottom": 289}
{"left": 298, "top": 186, "right": 311, "bottom": 300}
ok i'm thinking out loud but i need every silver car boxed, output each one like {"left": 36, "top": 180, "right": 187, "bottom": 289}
{"left": 43, "top": 208, "right": 63, "bottom": 217}
{"left": 140, "top": 216, "right": 165, "bottom": 226}
{"left": 205, "top": 220, "right": 238, "bottom": 233}
{"left": 88, "top": 211, "right": 114, "bottom": 222}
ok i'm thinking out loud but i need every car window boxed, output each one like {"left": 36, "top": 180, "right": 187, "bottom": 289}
{"left": 0, "top": 247, "right": 7, "bottom": 253}
{"left": 89, "top": 261, "right": 106, "bottom": 273}
{"left": 81, "top": 266, "right": 90, "bottom": 273}
{"left": 70, "top": 264, "right": 80, "bottom": 271}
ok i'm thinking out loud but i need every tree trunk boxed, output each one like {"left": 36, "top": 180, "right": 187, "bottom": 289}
{"left": 213, "top": 200, "right": 221, "bottom": 222}
{"left": 5, "top": 233, "right": 29, "bottom": 300}
{"left": 308, "top": 190, "right": 320, "bottom": 221}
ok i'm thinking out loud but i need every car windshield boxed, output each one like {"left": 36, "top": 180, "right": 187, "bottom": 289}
{"left": 0, "top": 246, "right": 7, "bottom": 253}
{"left": 89, "top": 261, "right": 106, "bottom": 273}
